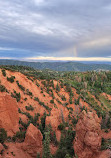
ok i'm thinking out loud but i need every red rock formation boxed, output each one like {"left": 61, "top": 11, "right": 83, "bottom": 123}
{"left": 2, "top": 124, "right": 43, "bottom": 158}
{"left": 50, "top": 144, "right": 58, "bottom": 155}
{"left": 20, "top": 114, "right": 28, "bottom": 124}
{"left": 0, "top": 93, "right": 19, "bottom": 136}
{"left": 0, "top": 69, "right": 110, "bottom": 158}
{"left": 2, "top": 142, "right": 31, "bottom": 158}
{"left": 74, "top": 110, "right": 102, "bottom": 158}
{"left": 22, "top": 123, "right": 43, "bottom": 157}
{"left": 97, "top": 150, "right": 111, "bottom": 158}
{"left": 46, "top": 109, "right": 62, "bottom": 142}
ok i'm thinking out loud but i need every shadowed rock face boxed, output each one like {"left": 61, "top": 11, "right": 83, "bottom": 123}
{"left": 74, "top": 110, "right": 102, "bottom": 158}
{"left": 0, "top": 93, "right": 19, "bottom": 136}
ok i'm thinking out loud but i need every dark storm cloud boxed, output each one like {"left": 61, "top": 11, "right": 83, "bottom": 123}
{"left": 0, "top": 0, "right": 111, "bottom": 60}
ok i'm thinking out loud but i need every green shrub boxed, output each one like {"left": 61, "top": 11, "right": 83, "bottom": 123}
{"left": 7, "top": 76, "right": 15, "bottom": 83}
{"left": 11, "top": 90, "right": 21, "bottom": 102}
{"left": 60, "top": 81, "right": 64, "bottom": 88}
{"left": 72, "top": 118, "right": 78, "bottom": 126}
{"left": 34, "top": 97, "right": 39, "bottom": 102}
{"left": 106, "top": 118, "right": 111, "bottom": 129}
{"left": 26, "top": 89, "right": 33, "bottom": 96}
{"left": 56, "top": 99, "right": 62, "bottom": 104}
{"left": 55, "top": 149, "right": 68, "bottom": 158}
{"left": 58, "top": 123, "right": 65, "bottom": 131}
{"left": 63, "top": 102, "right": 68, "bottom": 107}
{"left": 11, "top": 152, "right": 15, "bottom": 156}
{"left": 16, "top": 81, "right": 25, "bottom": 91}
{"left": 0, "top": 85, "right": 6, "bottom": 92}
{"left": 31, "top": 113, "right": 40, "bottom": 126}
{"left": 101, "top": 138, "right": 106, "bottom": 150}
{"left": 19, "top": 118, "right": 30, "bottom": 129}
{"left": 61, "top": 95, "right": 66, "bottom": 101}
{"left": 69, "top": 97, "right": 72, "bottom": 104}
{"left": 65, "top": 83, "right": 72, "bottom": 93}
{"left": 19, "top": 112, "right": 40, "bottom": 128}
{"left": 36, "top": 100, "right": 51, "bottom": 112}
{"left": 12, "top": 131, "right": 26, "bottom": 142}
{"left": 24, "top": 97, "right": 27, "bottom": 101}
{"left": 101, "top": 138, "right": 111, "bottom": 150}
{"left": 3, "top": 144, "right": 8, "bottom": 149}
{"left": 2, "top": 69, "right": 6, "bottom": 77}
{"left": 50, "top": 131, "right": 58, "bottom": 146}
{"left": 50, "top": 100, "right": 54, "bottom": 104}
{"left": 80, "top": 106, "right": 87, "bottom": 112}
{"left": 36, "top": 81, "right": 40, "bottom": 87}
{"left": 25, "top": 105, "right": 34, "bottom": 111}
{"left": 56, "top": 83, "right": 60, "bottom": 92}
{"left": 0, "top": 128, "right": 7, "bottom": 144}
{"left": 18, "top": 108, "right": 22, "bottom": 113}
{"left": 27, "top": 76, "right": 33, "bottom": 82}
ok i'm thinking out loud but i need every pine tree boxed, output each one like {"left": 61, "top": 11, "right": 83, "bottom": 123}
{"left": 51, "top": 80, "right": 54, "bottom": 89}
{"left": 56, "top": 83, "right": 60, "bottom": 92}
{"left": 65, "top": 153, "right": 71, "bottom": 158}
{"left": 59, "top": 132, "right": 65, "bottom": 149}
{"left": 36, "top": 153, "right": 40, "bottom": 158}
{"left": 53, "top": 131, "right": 58, "bottom": 145}
{"left": 42, "top": 131, "right": 52, "bottom": 158}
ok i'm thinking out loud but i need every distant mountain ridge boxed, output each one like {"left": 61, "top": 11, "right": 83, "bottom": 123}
{"left": 0, "top": 59, "right": 111, "bottom": 71}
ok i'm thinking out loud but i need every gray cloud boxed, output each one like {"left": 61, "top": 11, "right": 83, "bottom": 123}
{"left": 0, "top": 0, "right": 111, "bottom": 59}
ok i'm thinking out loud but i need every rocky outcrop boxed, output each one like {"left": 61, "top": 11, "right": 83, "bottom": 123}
{"left": 20, "top": 114, "right": 28, "bottom": 124}
{"left": 74, "top": 110, "right": 102, "bottom": 158}
{"left": 22, "top": 123, "right": 43, "bottom": 157}
{"left": 1, "top": 142, "right": 31, "bottom": 158}
{"left": 46, "top": 109, "right": 62, "bottom": 142}
{"left": 0, "top": 93, "right": 19, "bottom": 136}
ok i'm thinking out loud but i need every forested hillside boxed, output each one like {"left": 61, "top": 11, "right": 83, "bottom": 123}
{"left": 0, "top": 59, "right": 111, "bottom": 71}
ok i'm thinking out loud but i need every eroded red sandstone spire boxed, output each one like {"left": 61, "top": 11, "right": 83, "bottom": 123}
{"left": 74, "top": 110, "right": 109, "bottom": 158}
{"left": 22, "top": 123, "right": 43, "bottom": 157}
{"left": 0, "top": 93, "right": 19, "bottom": 136}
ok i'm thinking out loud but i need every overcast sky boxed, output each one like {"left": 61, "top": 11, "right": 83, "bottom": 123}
{"left": 0, "top": 0, "right": 111, "bottom": 61}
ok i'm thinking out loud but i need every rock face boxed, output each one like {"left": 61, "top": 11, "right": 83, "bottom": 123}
{"left": 20, "top": 114, "right": 28, "bottom": 124}
{"left": 74, "top": 110, "right": 102, "bottom": 158}
{"left": 2, "top": 142, "right": 31, "bottom": 158}
{"left": 46, "top": 108, "right": 67, "bottom": 142}
{"left": 22, "top": 123, "right": 43, "bottom": 157}
{"left": 0, "top": 93, "right": 19, "bottom": 135}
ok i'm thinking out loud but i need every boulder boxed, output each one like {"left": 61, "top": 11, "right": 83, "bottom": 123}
{"left": 22, "top": 123, "right": 43, "bottom": 157}
{"left": 0, "top": 93, "right": 19, "bottom": 136}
